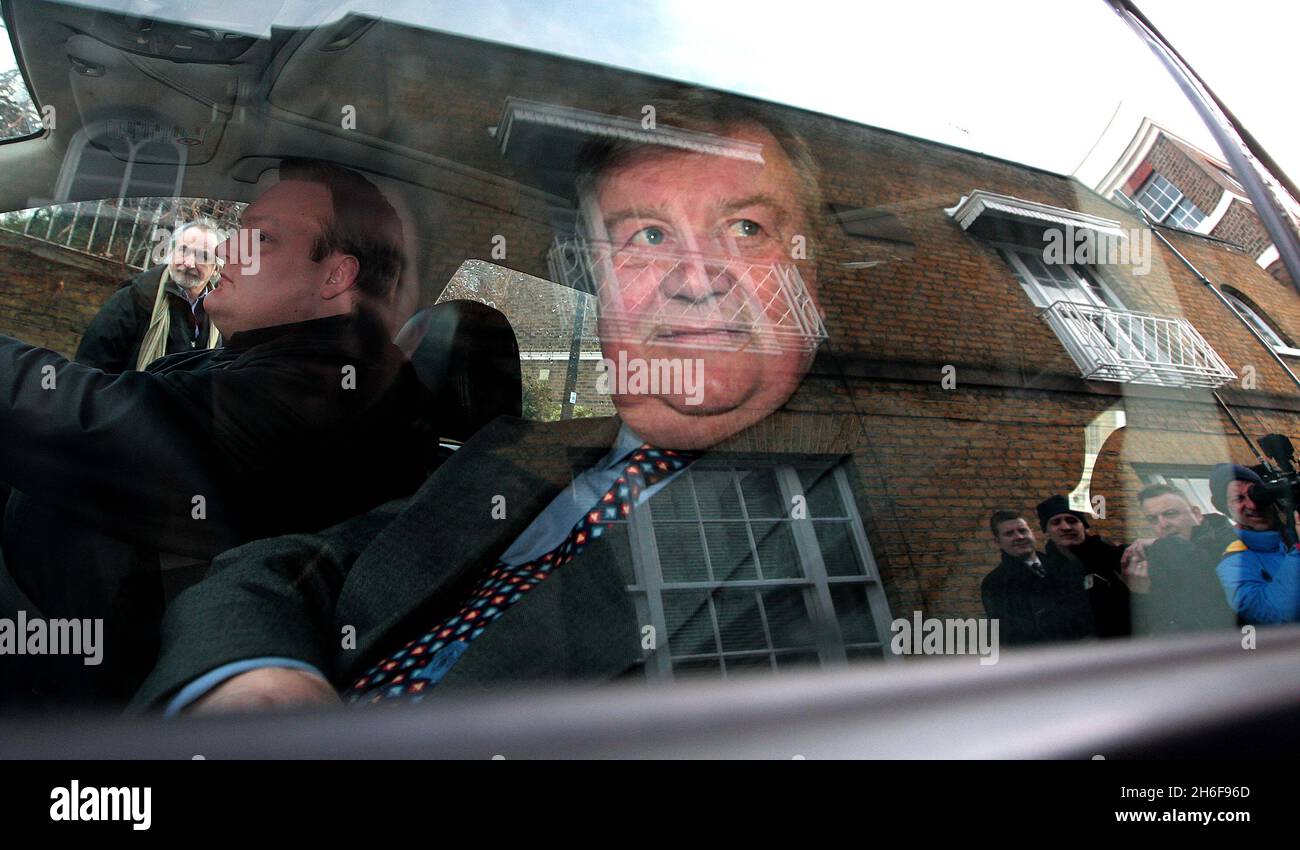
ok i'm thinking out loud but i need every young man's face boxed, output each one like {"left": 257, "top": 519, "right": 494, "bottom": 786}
{"left": 168, "top": 226, "right": 222, "bottom": 293}
{"left": 1226, "top": 479, "right": 1273, "bottom": 531}
{"left": 205, "top": 179, "right": 349, "bottom": 335}
{"left": 590, "top": 124, "right": 819, "bottom": 448}
{"left": 994, "top": 518, "right": 1036, "bottom": 558}
{"left": 1045, "top": 513, "right": 1086, "bottom": 548}
{"left": 1141, "top": 493, "right": 1203, "bottom": 540}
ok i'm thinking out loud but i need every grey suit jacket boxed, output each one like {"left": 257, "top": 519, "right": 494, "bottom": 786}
{"left": 133, "top": 415, "right": 647, "bottom": 709}
{"left": 133, "top": 410, "right": 854, "bottom": 710}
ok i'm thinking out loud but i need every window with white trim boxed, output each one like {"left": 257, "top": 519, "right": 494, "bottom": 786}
{"left": 1223, "top": 290, "right": 1300, "bottom": 356}
{"left": 616, "top": 461, "right": 892, "bottom": 681}
{"left": 1167, "top": 196, "right": 1206, "bottom": 230}
{"left": 997, "top": 243, "right": 1212, "bottom": 387}
{"left": 1134, "top": 465, "right": 1216, "bottom": 516}
{"left": 1134, "top": 173, "right": 1205, "bottom": 229}
{"left": 999, "top": 244, "right": 1125, "bottom": 311}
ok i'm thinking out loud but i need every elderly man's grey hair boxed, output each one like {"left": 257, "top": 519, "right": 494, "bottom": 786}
{"left": 572, "top": 90, "right": 825, "bottom": 245}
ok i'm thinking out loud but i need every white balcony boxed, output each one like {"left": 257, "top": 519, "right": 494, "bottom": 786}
{"left": 1040, "top": 301, "right": 1236, "bottom": 388}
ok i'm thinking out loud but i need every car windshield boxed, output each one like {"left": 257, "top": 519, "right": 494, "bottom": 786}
{"left": 0, "top": 0, "right": 1298, "bottom": 751}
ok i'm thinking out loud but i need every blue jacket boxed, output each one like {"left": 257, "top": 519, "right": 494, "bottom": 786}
{"left": 1216, "top": 528, "right": 1300, "bottom": 625}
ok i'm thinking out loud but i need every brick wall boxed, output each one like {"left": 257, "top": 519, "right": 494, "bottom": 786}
{"left": 0, "top": 229, "right": 126, "bottom": 357}
{"left": 1212, "top": 198, "right": 1274, "bottom": 257}
{"left": 1146, "top": 136, "right": 1222, "bottom": 216}
{"left": 310, "top": 35, "right": 1300, "bottom": 623}
{"left": 8, "top": 28, "right": 1300, "bottom": 629}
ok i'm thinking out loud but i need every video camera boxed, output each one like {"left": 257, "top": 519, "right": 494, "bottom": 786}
{"left": 1248, "top": 434, "right": 1300, "bottom": 544}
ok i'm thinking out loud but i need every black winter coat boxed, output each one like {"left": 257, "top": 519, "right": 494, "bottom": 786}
{"left": 981, "top": 550, "right": 1095, "bottom": 646}
{"left": 1043, "top": 535, "right": 1132, "bottom": 638}
{"left": 0, "top": 311, "right": 435, "bottom": 708}
{"left": 75, "top": 265, "right": 215, "bottom": 373}
{"left": 1131, "top": 513, "right": 1239, "bottom": 635}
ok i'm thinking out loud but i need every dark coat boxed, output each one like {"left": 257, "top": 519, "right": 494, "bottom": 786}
{"left": 0, "top": 312, "right": 435, "bottom": 708}
{"left": 1131, "top": 513, "right": 1239, "bottom": 636}
{"left": 1043, "top": 535, "right": 1132, "bottom": 638}
{"left": 131, "top": 414, "right": 856, "bottom": 711}
{"left": 75, "top": 265, "right": 214, "bottom": 373}
{"left": 980, "top": 550, "right": 1094, "bottom": 646}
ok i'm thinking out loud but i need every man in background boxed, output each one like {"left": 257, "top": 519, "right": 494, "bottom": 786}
{"left": 1037, "top": 495, "right": 1130, "bottom": 638}
{"left": 1212, "top": 464, "right": 1300, "bottom": 625}
{"left": 981, "top": 509, "right": 1093, "bottom": 646}
{"left": 1120, "top": 483, "right": 1236, "bottom": 635}
{"left": 0, "top": 159, "right": 433, "bottom": 710}
{"left": 76, "top": 219, "right": 224, "bottom": 372}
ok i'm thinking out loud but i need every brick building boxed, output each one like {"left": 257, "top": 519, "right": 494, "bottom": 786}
{"left": 2, "top": 23, "right": 1297, "bottom": 672}
{"left": 1096, "top": 117, "right": 1299, "bottom": 289}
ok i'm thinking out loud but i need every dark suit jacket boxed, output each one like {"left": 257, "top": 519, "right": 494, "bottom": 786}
{"left": 0, "top": 312, "right": 434, "bottom": 708}
{"left": 980, "top": 550, "right": 1094, "bottom": 646}
{"left": 133, "top": 412, "right": 859, "bottom": 710}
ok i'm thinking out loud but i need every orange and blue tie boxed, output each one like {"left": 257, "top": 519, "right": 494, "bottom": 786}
{"left": 346, "top": 444, "right": 698, "bottom": 703}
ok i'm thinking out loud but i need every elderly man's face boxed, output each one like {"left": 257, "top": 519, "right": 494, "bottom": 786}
{"left": 169, "top": 226, "right": 222, "bottom": 293}
{"left": 590, "top": 125, "right": 819, "bottom": 448}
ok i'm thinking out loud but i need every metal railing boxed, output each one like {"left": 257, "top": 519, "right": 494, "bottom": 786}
{"left": 1040, "top": 300, "right": 1236, "bottom": 388}
{"left": 547, "top": 237, "right": 827, "bottom": 355}
{"left": 0, "top": 197, "right": 244, "bottom": 271}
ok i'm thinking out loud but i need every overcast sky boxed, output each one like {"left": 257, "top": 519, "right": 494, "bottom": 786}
{"left": 4, "top": 0, "right": 1297, "bottom": 188}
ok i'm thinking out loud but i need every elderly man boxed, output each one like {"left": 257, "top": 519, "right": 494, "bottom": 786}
{"left": 133, "top": 95, "right": 841, "bottom": 713}
{"left": 1212, "top": 463, "right": 1300, "bottom": 625}
{"left": 0, "top": 159, "right": 433, "bottom": 709}
{"left": 75, "top": 220, "right": 224, "bottom": 373}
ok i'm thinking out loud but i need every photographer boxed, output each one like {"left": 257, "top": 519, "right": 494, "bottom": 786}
{"left": 1212, "top": 463, "right": 1300, "bottom": 625}
{"left": 1121, "top": 484, "right": 1238, "bottom": 635}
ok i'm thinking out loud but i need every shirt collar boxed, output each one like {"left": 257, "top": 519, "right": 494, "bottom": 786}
{"left": 598, "top": 423, "right": 648, "bottom": 471}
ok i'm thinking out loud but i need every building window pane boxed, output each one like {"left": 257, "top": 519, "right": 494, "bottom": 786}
{"left": 1224, "top": 292, "right": 1288, "bottom": 349}
{"left": 1167, "top": 196, "right": 1206, "bottom": 229}
{"left": 1135, "top": 173, "right": 1183, "bottom": 221}
{"left": 628, "top": 463, "right": 891, "bottom": 681}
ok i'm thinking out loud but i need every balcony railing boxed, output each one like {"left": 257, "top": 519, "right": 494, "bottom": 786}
{"left": 0, "top": 198, "right": 244, "bottom": 271}
{"left": 547, "top": 237, "right": 827, "bottom": 355}
{"left": 1040, "top": 301, "right": 1236, "bottom": 388}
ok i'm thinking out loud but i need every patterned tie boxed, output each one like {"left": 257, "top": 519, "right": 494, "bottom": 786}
{"left": 346, "top": 444, "right": 699, "bottom": 703}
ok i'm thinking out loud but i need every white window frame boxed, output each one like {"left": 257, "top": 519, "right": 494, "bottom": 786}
{"left": 1135, "top": 173, "right": 1206, "bottom": 229}
{"left": 623, "top": 463, "right": 894, "bottom": 682}
{"left": 998, "top": 243, "right": 1189, "bottom": 386}
{"left": 1133, "top": 464, "right": 1219, "bottom": 517}
{"left": 997, "top": 243, "right": 1128, "bottom": 311}
{"left": 1223, "top": 291, "right": 1300, "bottom": 357}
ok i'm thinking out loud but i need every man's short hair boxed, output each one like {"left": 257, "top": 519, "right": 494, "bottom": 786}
{"left": 277, "top": 158, "right": 405, "bottom": 302}
{"left": 1137, "top": 483, "right": 1191, "bottom": 506}
{"left": 989, "top": 509, "right": 1023, "bottom": 536}
{"left": 573, "top": 91, "right": 824, "bottom": 235}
